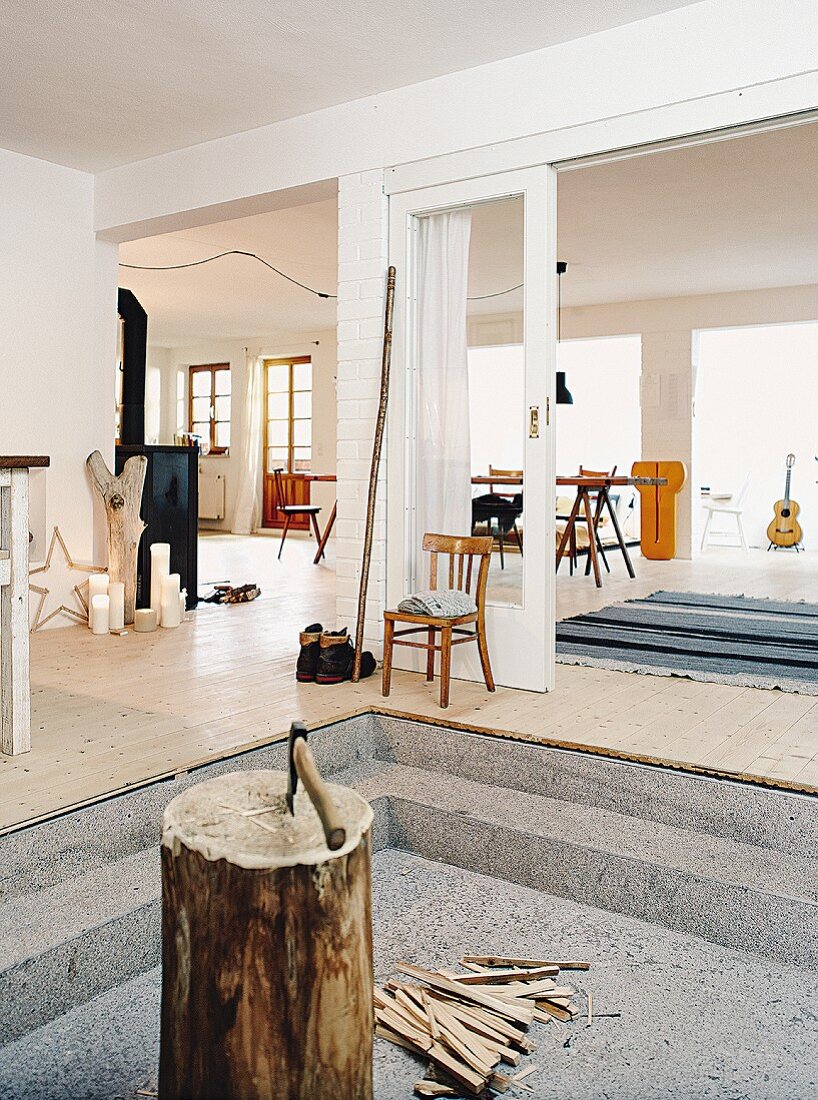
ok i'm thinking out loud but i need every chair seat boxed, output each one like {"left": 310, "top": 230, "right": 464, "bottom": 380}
{"left": 281, "top": 504, "right": 321, "bottom": 514}
{"left": 384, "top": 608, "right": 478, "bottom": 628}
{"left": 703, "top": 503, "right": 743, "bottom": 515}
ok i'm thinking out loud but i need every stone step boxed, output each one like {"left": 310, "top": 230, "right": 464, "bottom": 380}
{"left": 372, "top": 714, "right": 818, "bottom": 857}
{"left": 0, "top": 848, "right": 160, "bottom": 1047}
{"left": 345, "top": 758, "right": 818, "bottom": 969}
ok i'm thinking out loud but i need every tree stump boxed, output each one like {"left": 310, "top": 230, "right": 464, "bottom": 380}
{"left": 159, "top": 769, "right": 374, "bottom": 1100}
{"left": 86, "top": 449, "right": 147, "bottom": 624}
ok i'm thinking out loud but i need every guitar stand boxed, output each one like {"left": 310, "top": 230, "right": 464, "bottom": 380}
{"left": 767, "top": 542, "right": 802, "bottom": 552}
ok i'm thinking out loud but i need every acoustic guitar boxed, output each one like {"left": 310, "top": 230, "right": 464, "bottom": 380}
{"left": 767, "top": 453, "right": 802, "bottom": 548}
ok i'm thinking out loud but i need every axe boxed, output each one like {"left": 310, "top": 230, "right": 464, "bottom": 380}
{"left": 286, "top": 722, "right": 346, "bottom": 851}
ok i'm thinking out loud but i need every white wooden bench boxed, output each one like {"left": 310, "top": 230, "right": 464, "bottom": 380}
{"left": 1, "top": 456, "right": 50, "bottom": 755}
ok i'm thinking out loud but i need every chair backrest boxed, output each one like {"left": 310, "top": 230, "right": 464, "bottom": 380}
{"left": 579, "top": 465, "right": 617, "bottom": 479}
{"left": 489, "top": 465, "right": 523, "bottom": 496}
{"left": 735, "top": 475, "right": 751, "bottom": 506}
{"left": 423, "top": 533, "right": 493, "bottom": 615}
{"left": 272, "top": 467, "right": 289, "bottom": 512}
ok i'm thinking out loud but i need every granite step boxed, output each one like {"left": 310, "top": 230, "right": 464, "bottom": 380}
{"left": 342, "top": 759, "right": 818, "bottom": 970}
{"left": 0, "top": 848, "right": 161, "bottom": 1047}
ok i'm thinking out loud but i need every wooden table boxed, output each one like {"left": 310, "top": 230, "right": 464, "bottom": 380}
{"left": 302, "top": 474, "right": 337, "bottom": 565}
{"left": 556, "top": 475, "right": 666, "bottom": 588}
{"left": 1, "top": 455, "right": 50, "bottom": 755}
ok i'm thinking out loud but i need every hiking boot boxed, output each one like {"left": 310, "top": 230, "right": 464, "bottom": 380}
{"left": 296, "top": 623, "right": 323, "bottom": 682}
{"left": 316, "top": 629, "right": 377, "bottom": 684}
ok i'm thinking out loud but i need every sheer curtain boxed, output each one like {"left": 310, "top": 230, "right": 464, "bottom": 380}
{"left": 232, "top": 349, "right": 264, "bottom": 534}
{"left": 415, "top": 209, "right": 473, "bottom": 584}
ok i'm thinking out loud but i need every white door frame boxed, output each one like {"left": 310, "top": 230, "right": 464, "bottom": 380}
{"left": 387, "top": 165, "right": 557, "bottom": 693}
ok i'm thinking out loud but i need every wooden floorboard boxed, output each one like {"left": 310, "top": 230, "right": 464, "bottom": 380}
{"left": 1, "top": 535, "right": 817, "bottom": 834}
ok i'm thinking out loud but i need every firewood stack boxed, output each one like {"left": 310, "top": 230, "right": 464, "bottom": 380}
{"left": 374, "top": 954, "right": 592, "bottom": 1097}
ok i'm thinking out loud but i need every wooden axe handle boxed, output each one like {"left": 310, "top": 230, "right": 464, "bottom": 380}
{"left": 292, "top": 738, "right": 346, "bottom": 850}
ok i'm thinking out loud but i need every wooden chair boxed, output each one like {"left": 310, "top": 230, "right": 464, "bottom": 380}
{"left": 272, "top": 468, "right": 323, "bottom": 560}
{"left": 382, "top": 533, "right": 495, "bottom": 709}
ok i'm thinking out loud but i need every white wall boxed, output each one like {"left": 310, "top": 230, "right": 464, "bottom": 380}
{"left": 93, "top": 1, "right": 818, "bottom": 240}
{"left": 152, "top": 330, "right": 337, "bottom": 531}
{"left": 562, "top": 284, "right": 818, "bottom": 557}
{"left": 468, "top": 346, "right": 525, "bottom": 476}
{"left": 556, "top": 336, "right": 642, "bottom": 480}
{"left": 0, "top": 147, "right": 116, "bottom": 625}
{"left": 696, "top": 321, "right": 818, "bottom": 549}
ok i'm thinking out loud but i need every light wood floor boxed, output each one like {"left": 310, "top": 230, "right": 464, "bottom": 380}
{"left": 2, "top": 534, "right": 817, "bottom": 834}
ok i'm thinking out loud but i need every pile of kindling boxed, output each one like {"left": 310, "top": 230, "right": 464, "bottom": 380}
{"left": 374, "top": 954, "right": 592, "bottom": 1097}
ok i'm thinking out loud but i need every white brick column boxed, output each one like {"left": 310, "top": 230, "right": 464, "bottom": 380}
{"left": 335, "top": 170, "right": 389, "bottom": 653}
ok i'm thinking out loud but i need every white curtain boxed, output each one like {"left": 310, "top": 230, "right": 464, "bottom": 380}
{"left": 415, "top": 209, "right": 473, "bottom": 583}
{"left": 232, "top": 350, "right": 264, "bottom": 534}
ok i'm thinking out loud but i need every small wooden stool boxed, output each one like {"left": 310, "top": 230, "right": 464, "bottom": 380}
{"left": 382, "top": 533, "right": 495, "bottom": 709}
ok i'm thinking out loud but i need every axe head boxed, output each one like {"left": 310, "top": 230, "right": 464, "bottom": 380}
{"left": 286, "top": 721, "right": 308, "bottom": 816}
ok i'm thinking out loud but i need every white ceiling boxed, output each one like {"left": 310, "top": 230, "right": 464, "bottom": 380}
{"left": 0, "top": 0, "right": 702, "bottom": 171}
{"left": 121, "top": 120, "right": 818, "bottom": 346}
{"left": 558, "top": 122, "right": 818, "bottom": 306}
{"left": 119, "top": 196, "right": 338, "bottom": 345}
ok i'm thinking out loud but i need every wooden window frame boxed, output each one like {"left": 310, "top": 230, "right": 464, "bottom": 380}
{"left": 188, "top": 364, "right": 230, "bottom": 455}
{"left": 263, "top": 356, "right": 312, "bottom": 474}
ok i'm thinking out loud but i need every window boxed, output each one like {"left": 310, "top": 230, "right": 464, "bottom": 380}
{"left": 189, "top": 364, "right": 231, "bottom": 454}
{"left": 265, "top": 356, "right": 312, "bottom": 473}
{"left": 175, "top": 370, "right": 185, "bottom": 436}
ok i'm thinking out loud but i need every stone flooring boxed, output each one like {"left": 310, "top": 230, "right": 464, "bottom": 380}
{"left": 2, "top": 850, "right": 816, "bottom": 1100}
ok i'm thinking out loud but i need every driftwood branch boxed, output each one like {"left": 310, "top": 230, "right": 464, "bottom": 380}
{"left": 86, "top": 450, "right": 147, "bottom": 624}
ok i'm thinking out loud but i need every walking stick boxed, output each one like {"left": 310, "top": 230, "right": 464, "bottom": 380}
{"left": 352, "top": 266, "right": 396, "bottom": 682}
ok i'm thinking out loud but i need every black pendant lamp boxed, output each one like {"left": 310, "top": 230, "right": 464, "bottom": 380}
{"left": 556, "top": 261, "right": 573, "bottom": 404}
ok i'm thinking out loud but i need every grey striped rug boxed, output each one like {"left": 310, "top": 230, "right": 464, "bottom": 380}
{"left": 556, "top": 591, "right": 818, "bottom": 694}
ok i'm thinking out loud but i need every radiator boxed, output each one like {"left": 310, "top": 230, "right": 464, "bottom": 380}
{"left": 198, "top": 470, "right": 225, "bottom": 520}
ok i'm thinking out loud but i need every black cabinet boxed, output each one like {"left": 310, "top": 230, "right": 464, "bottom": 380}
{"left": 115, "top": 445, "right": 198, "bottom": 611}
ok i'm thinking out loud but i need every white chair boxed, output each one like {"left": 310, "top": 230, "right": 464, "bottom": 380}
{"left": 700, "top": 476, "right": 750, "bottom": 552}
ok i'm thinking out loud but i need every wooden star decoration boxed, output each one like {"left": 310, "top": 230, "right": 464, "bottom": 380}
{"left": 28, "top": 526, "right": 108, "bottom": 632}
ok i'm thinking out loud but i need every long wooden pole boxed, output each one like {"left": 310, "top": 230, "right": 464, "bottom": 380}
{"left": 352, "top": 266, "right": 396, "bottom": 682}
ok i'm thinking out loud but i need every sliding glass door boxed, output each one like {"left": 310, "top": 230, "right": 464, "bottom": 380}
{"left": 388, "top": 167, "right": 556, "bottom": 691}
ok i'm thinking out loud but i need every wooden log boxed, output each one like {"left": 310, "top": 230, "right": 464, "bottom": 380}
{"left": 159, "top": 769, "right": 374, "bottom": 1100}
{"left": 86, "top": 449, "right": 147, "bottom": 624}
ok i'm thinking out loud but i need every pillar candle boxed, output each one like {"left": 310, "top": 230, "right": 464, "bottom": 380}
{"left": 150, "top": 543, "right": 171, "bottom": 619}
{"left": 91, "top": 594, "right": 110, "bottom": 636}
{"left": 88, "top": 573, "right": 109, "bottom": 628}
{"left": 134, "top": 608, "right": 158, "bottom": 633}
{"left": 108, "top": 582, "right": 125, "bottom": 632}
{"left": 160, "top": 573, "right": 181, "bottom": 629}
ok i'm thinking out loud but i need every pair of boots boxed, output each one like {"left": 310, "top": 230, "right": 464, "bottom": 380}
{"left": 297, "top": 624, "right": 376, "bottom": 684}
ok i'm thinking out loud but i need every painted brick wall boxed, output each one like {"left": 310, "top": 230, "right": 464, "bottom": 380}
{"left": 335, "top": 170, "right": 389, "bottom": 652}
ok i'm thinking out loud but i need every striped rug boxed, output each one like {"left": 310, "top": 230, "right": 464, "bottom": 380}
{"left": 556, "top": 590, "right": 818, "bottom": 694}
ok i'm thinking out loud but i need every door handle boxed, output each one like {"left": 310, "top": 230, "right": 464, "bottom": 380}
{"left": 529, "top": 406, "right": 540, "bottom": 438}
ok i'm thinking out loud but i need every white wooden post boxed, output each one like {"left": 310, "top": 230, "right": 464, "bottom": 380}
{"left": 0, "top": 460, "right": 44, "bottom": 756}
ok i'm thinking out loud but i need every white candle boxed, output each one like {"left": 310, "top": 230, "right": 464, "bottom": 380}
{"left": 88, "top": 573, "right": 109, "bottom": 628}
{"left": 133, "top": 607, "right": 158, "bottom": 633}
{"left": 150, "top": 543, "right": 171, "bottom": 620}
{"left": 108, "top": 582, "right": 125, "bottom": 631}
{"left": 91, "top": 594, "right": 110, "bottom": 635}
{"left": 160, "top": 573, "right": 181, "bottom": 629}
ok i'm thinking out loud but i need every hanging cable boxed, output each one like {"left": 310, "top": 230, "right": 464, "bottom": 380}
{"left": 121, "top": 248, "right": 527, "bottom": 302}
{"left": 119, "top": 249, "right": 337, "bottom": 299}
{"left": 467, "top": 282, "right": 524, "bottom": 300}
